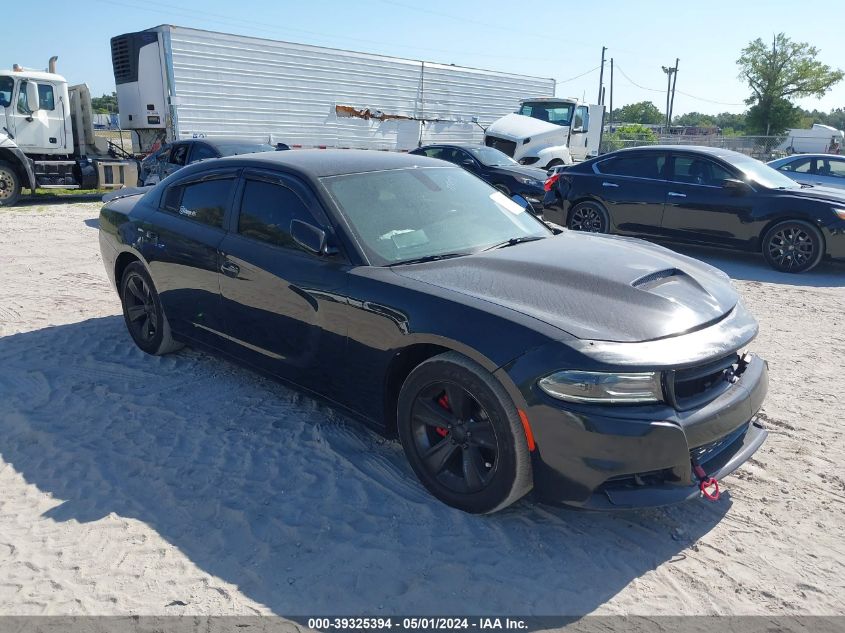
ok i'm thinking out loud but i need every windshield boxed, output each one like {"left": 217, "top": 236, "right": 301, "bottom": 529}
{"left": 518, "top": 101, "right": 575, "bottom": 126}
{"left": 731, "top": 155, "right": 802, "bottom": 189}
{"left": 321, "top": 167, "right": 551, "bottom": 266}
{"left": 465, "top": 146, "right": 518, "bottom": 167}
{"left": 217, "top": 143, "right": 275, "bottom": 157}
{"left": 0, "top": 76, "right": 12, "bottom": 108}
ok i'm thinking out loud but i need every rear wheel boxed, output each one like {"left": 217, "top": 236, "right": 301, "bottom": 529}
{"left": 120, "top": 262, "right": 183, "bottom": 355}
{"left": 762, "top": 220, "right": 824, "bottom": 273}
{"left": 397, "top": 352, "right": 532, "bottom": 513}
{"left": 0, "top": 161, "right": 22, "bottom": 207}
{"left": 568, "top": 200, "right": 609, "bottom": 233}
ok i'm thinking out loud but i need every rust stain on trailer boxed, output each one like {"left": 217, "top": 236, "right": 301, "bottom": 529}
{"left": 335, "top": 105, "right": 414, "bottom": 122}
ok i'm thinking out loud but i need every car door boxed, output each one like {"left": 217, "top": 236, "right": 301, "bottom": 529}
{"left": 569, "top": 105, "right": 590, "bottom": 162}
{"left": 591, "top": 151, "right": 668, "bottom": 235}
{"left": 660, "top": 153, "right": 756, "bottom": 247}
{"left": 218, "top": 170, "right": 349, "bottom": 393}
{"left": 140, "top": 169, "right": 239, "bottom": 347}
{"left": 10, "top": 80, "right": 63, "bottom": 152}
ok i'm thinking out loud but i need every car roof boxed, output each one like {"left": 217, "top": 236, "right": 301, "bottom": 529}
{"left": 211, "top": 148, "right": 450, "bottom": 177}
{"left": 609, "top": 145, "right": 752, "bottom": 161}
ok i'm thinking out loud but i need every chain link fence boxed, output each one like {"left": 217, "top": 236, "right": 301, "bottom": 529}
{"left": 600, "top": 134, "right": 789, "bottom": 161}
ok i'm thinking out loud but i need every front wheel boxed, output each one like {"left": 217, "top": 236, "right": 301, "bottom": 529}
{"left": 0, "top": 161, "right": 22, "bottom": 207}
{"left": 568, "top": 201, "right": 609, "bottom": 233}
{"left": 120, "top": 261, "right": 183, "bottom": 355}
{"left": 762, "top": 220, "right": 824, "bottom": 273}
{"left": 397, "top": 352, "right": 533, "bottom": 513}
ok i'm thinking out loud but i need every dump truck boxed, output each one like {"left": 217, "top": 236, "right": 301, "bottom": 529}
{"left": 0, "top": 57, "right": 137, "bottom": 206}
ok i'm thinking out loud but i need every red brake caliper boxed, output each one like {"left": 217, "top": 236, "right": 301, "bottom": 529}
{"left": 434, "top": 393, "right": 450, "bottom": 437}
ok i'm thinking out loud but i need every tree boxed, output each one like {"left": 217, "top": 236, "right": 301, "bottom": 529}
{"left": 673, "top": 111, "right": 716, "bottom": 127}
{"left": 612, "top": 101, "right": 664, "bottom": 125}
{"left": 91, "top": 92, "right": 118, "bottom": 114}
{"left": 737, "top": 33, "right": 843, "bottom": 135}
{"left": 602, "top": 124, "right": 658, "bottom": 152}
{"left": 746, "top": 97, "right": 800, "bottom": 135}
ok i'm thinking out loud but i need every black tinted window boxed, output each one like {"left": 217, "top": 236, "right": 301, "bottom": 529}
{"left": 189, "top": 144, "right": 218, "bottom": 164}
{"left": 420, "top": 148, "right": 446, "bottom": 159}
{"left": 161, "top": 177, "right": 234, "bottom": 228}
{"left": 170, "top": 144, "right": 189, "bottom": 166}
{"left": 0, "top": 76, "right": 12, "bottom": 107}
{"left": 238, "top": 180, "right": 316, "bottom": 249}
{"left": 598, "top": 153, "right": 665, "bottom": 179}
{"left": 672, "top": 156, "right": 733, "bottom": 186}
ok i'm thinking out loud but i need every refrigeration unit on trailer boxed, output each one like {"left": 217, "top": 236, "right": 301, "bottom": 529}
{"left": 110, "top": 25, "right": 556, "bottom": 154}
{"left": 484, "top": 97, "right": 605, "bottom": 169}
{"left": 0, "top": 57, "right": 136, "bottom": 206}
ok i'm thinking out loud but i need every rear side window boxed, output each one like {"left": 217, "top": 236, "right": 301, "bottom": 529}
{"left": 161, "top": 177, "right": 235, "bottom": 228}
{"left": 597, "top": 153, "right": 665, "bottom": 179}
{"left": 238, "top": 179, "right": 318, "bottom": 250}
{"left": 419, "top": 148, "right": 446, "bottom": 160}
{"left": 189, "top": 143, "right": 218, "bottom": 164}
{"left": 818, "top": 158, "right": 845, "bottom": 178}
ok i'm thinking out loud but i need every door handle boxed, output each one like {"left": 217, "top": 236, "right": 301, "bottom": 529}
{"left": 668, "top": 191, "right": 687, "bottom": 198}
{"left": 220, "top": 261, "right": 240, "bottom": 277}
{"left": 601, "top": 181, "right": 619, "bottom": 188}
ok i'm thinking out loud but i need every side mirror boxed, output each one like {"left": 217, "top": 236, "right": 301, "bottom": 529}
{"left": 461, "top": 158, "right": 476, "bottom": 169}
{"left": 24, "top": 82, "right": 40, "bottom": 112}
{"left": 723, "top": 178, "right": 751, "bottom": 195}
{"left": 291, "top": 219, "right": 328, "bottom": 255}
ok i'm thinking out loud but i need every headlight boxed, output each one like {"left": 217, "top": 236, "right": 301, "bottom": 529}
{"left": 833, "top": 207, "right": 845, "bottom": 220}
{"left": 538, "top": 370, "right": 663, "bottom": 404}
{"left": 517, "top": 177, "right": 542, "bottom": 187}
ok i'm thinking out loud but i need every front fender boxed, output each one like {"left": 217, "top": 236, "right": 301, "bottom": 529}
{"left": 0, "top": 138, "right": 37, "bottom": 190}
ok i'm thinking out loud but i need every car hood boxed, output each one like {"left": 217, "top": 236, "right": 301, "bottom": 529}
{"left": 392, "top": 233, "right": 738, "bottom": 343}
{"left": 774, "top": 184, "right": 845, "bottom": 203}
{"left": 486, "top": 113, "right": 564, "bottom": 140}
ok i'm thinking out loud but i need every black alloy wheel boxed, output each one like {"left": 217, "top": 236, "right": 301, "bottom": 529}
{"left": 762, "top": 220, "right": 823, "bottom": 273}
{"left": 119, "top": 261, "right": 183, "bottom": 355}
{"left": 568, "top": 201, "right": 609, "bottom": 233}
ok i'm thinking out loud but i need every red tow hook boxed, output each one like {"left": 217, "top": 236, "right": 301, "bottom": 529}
{"left": 692, "top": 459, "right": 720, "bottom": 501}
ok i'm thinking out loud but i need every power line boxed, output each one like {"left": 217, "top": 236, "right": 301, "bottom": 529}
{"left": 556, "top": 66, "right": 600, "bottom": 84}
{"left": 615, "top": 63, "right": 745, "bottom": 107}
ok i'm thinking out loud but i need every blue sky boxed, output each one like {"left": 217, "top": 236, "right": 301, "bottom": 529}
{"left": 6, "top": 0, "right": 845, "bottom": 116}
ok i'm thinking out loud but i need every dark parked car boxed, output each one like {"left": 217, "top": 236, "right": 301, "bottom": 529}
{"left": 410, "top": 144, "right": 546, "bottom": 211}
{"left": 543, "top": 145, "right": 845, "bottom": 273}
{"left": 139, "top": 138, "right": 286, "bottom": 185}
{"left": 100, "top": 150, "right": 767, "bottom": 513}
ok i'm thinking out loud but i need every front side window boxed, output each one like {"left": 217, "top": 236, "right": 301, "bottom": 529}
{"left": 238, "top": 179, "right": 317, "bottom": 250}
{"left": 573, "top": 105, "right": 589, "bottom": 131}
{"left": 0, "top": 76, "right": 13, "bottom": 108}
{"left": 321, "top": 167, "right": 550, "bottom": 266}
{"left": 170, "top": 144, "right": 189, "bottom": 166}
{"left": 465, "top": 146, "right": 517, "bottom": 167}
{"left": 162, "top": 177, "right": 234, "bottom": 228}
{"left": 778, "top": 157, "right": 813, "bottom": 173}
{"left": 671, "top": 156, "right": 734, "bottom": 186}
{"left": 189, "top": 143, "right": 218, "bottom": 164}
{"left": 16, "top": 81, "right": 55, "bottom": 112}
{"left": 598, "top": 153, "right": 666, "bottom": 179}
{"left": 419, "top": 147, "right": 446, "bottom": 160}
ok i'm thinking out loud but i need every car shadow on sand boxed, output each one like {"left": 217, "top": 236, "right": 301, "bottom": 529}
{"left": 657, "top": 242, "right": 845, "bottom": 288}
{"left": 0, "top": 316, "right": 730, "bottom": 616}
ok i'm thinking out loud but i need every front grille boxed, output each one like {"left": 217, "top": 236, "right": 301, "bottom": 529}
{"left": 485, "top": 135, "right": 517, "bottom": 157}
{"left": 668, "top": 352, "right": 739, "bottom": 410}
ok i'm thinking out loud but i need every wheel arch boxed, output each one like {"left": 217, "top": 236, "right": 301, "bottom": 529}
{"left": 114, "top": 250, "right": 143, "bottom": 291}
{"left": 566, "top": 196, "right": 609, "bottom": 227}
{"left": 0, "top": 146, "right": 36, "bottom": 190}
{"left": 757, "top": 215, "right": 827, "bottom": 253}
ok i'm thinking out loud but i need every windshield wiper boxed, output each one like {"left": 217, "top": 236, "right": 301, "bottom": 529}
{"left": 483, "top": 236, "right": 546, "bottom": 251}
{"left": 387, "top": 252, "right": 472, "bottom": 266}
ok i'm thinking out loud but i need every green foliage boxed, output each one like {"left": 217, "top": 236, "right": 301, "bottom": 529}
{"left": 737, "top": 33, "right": 843, "bottom": 134}
{"left": 603, "top": 124, "right": 658, "bottom": 152}
{"left": 91, "top": 92, "right": 118, "bottom": 114}
{"left": 611, "top": 101, "right": 664, "bottom": 125}
{"left": 672, "top": 111, "right": 716, "bottom": 127}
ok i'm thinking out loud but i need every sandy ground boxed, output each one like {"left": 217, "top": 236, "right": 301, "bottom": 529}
{"left": 0, "top": 200, "right": 843, "bottom": 617}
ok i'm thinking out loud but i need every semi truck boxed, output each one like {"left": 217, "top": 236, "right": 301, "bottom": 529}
{"left": 0, "top": 58, "right": 137, "bottom": 207}
{"left": 484, "top": 97, "right": 605, "bottom": 169}
{"left": 110, "top": 25, "right": 557, "bottom": 154}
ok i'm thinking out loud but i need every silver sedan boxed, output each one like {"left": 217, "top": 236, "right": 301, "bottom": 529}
{"left": 768, "top": 154, "right": 845, "bottom": 189}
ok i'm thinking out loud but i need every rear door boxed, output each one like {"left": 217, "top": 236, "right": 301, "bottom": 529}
{"left": 141, "top": 169, "right": 239, "bottom": 347}
{"left": 591, "top": 151, "right": 668, "bottom": 235}
{"left": 660, "top": 152, "right": 755, "bottom": 247}
{"left": 218, "top": 170, "right": 349, "bottom": 392}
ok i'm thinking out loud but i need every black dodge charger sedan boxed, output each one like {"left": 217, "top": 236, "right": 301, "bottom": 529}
{"left": 99, "top": 150, "right": 768, "bottom": 513}
{"left": 409, "top": 144, "right": 547, "bottom": 211}
{"left": 543, "top": 145, "right": 845, "bottom": 273}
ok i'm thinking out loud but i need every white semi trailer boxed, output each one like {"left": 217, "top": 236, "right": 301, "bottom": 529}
{"left": 110, "top": 25, "right": 556, "bottom": 154}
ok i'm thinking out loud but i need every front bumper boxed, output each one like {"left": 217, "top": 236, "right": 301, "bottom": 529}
{"left": 517, "top": 353, "right": 769, "bottom": 509}
{"left": 822, "top": 220, "right": 845, "bottom": 260}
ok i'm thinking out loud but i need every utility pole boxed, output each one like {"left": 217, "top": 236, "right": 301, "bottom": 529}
{"left": 668, "top": 58, "right": 679, "bottom": 130}
{"left": 661, "top": 64, "right": 677, "bottom": 135}
{"left": 609, "top": 58, "right": 614, "bottom": 130}
{"left": 597, "top": 46, "right": 607, "bottom": 104}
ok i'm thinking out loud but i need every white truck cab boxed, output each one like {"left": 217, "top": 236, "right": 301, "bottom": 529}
{"left": 484, "top": 98, "right": 604, "bottom": 169}
{"left": 0, "top": 59, "right": 135, "bottom": 206}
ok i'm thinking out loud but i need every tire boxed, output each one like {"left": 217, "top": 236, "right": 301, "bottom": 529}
{"left": 0, "top": 161, "right": 22, "bottom": 207}
{"left": 568, "top": 200, "right": 610, "bottom": 233}
{"left": 397, "top": 352, "right": 533, "bottom": 514}
{"left": 119, "top": 261, "right": 183, "bottom": 355}
{"left": 761, "top": 220, "right": 824, "bottom": 273}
